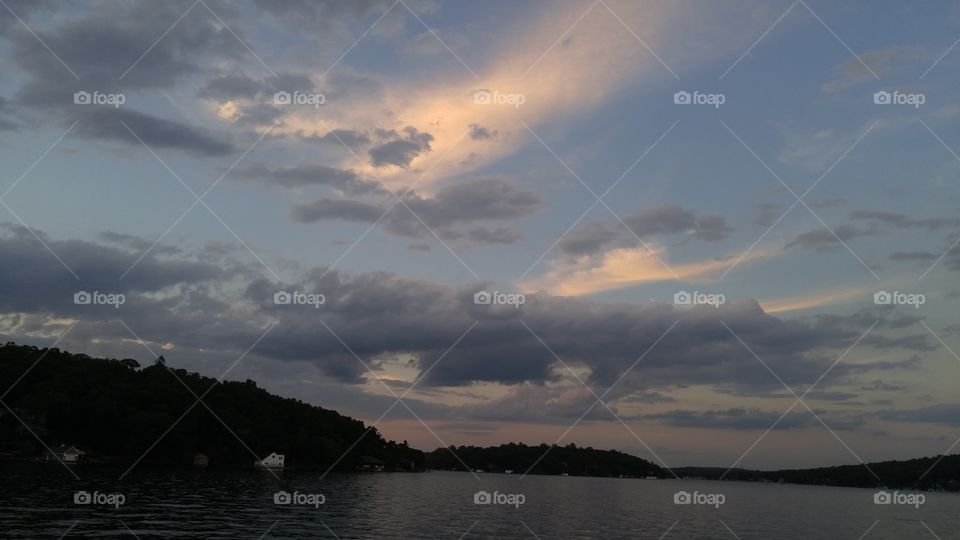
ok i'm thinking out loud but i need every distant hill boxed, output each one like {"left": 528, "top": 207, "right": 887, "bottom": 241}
{"left": 0, "top": 342, "right": 422, "bottom": 471}
{"left": 426, "top": 443, "right": 664, "bottom": 478}
{"left": 672, "top": 456, "right": 960, "bottom": 491}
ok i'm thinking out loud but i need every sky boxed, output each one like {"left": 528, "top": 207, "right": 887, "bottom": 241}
{"left": 1, "top": 0, "right": 959, "bottom": 471}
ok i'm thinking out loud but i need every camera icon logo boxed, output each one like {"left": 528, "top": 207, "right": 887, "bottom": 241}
{"left": 873, "top": 91, "right": 891, "bottom": 105}
{"left": 474, "top": 291, "right": 492, "bottom": 305}
{"left": 74, "top": 491, "right": 92, "bottom": 504}
{"left": 673, "top": 91, "right": 691, "bottom": 105}
{"left": 873, "top": 291, "right": 892, "bottom": 305}
{"left": 673, "top": 291, "right": 692, "bottom": 305}
{"left": 274, "top": 490, "right": 292, "bottom": 505}
{"left": 873, "top": 490, "right": 891, "bottom": 505}
{"left": 74, "top": 291, "right": 92, "bottom": 305}
{"left": 73, "top": 91, "right": 91, "bottom": 105}
{"left": 673, "top": 490, "right": 691, "bottom": 504}
{"left": 473, "top": 90, "right": 492, "bottom": 105}
{"left": 274, "top": 291, "right": 292, "bottom": 305}
{"left": 473, "top": 490, "right": 492, "bottom": 505}
{"left": 274, "top": 91, "right": 292, "bottom": 105}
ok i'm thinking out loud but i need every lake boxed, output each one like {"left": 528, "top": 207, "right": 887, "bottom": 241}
{"left": 0, "top": 463, "right": 957, "bottom": 538}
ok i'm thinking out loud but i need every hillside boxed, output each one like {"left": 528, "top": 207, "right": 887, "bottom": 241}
{"left": 427, "top": 443, "right": 664, "bottom": 477}
{"left": 0, "top": 342, "right": 422, "bottom": 471}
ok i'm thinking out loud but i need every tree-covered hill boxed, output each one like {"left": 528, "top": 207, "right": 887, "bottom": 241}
{"left": 0, "top": 342, "right": 423, "bottom": 471}
{"left": 426, "top": 443, "right": 665, "bottom": 478}
{"left": 672, "top": 455, "right": 960, "bottom": 491}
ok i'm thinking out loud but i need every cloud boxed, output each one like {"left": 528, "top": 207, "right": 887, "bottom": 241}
{"left": 468, "top": 123, "right": 497, "bottom": 140}
{"left": 879, "top": 404, "right": 960, "bottom": 426}
{"left": 232, "top": 161, "right": 384, "bottom": 195}
{"left": 850, "top": 210, "right": 960, "bottom": 231}
{"left": 642, "top": 407, "right": 862, "bottom": 431}
{"left": 291, "top": 177, "right": 541, "bottom": 245}
{"left": 524, "top": 244, "right": 771, "bottom": 297}
{"left": 369, "top": 126, "right": 434, "bottom": 168}
{"left": 623, "top": 205, "right": 733, "bottom": 242}
{"left": 784, "top": 224, "right": 875, "bottom": 251}
{"left": 300, "top": 129, "right": 371, "bottom": 148}
{"left": 73, "top": 107, "right": 234, "bottom": 157}
{"left": 759, "top": 288, "right": 866, "bottom": 314}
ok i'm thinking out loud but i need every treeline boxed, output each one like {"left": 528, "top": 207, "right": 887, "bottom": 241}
{"left": 426, "top": 442, "right": 664, "bottom": 478}
{"left": 673, "top": 455, "right": 960, "bottom": 491}
{"left": 0, "top": 342, "right": 423, "bottom": 471}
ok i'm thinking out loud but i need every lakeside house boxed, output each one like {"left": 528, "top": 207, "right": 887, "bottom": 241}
{"left": 43, "top": 445, "right": 86, "bottom": 464}
{"left": 356, "top": 455, "right": 385, "bottom": 472}
{"left": 193, "top": 453, "right": 209, "bottom": 468}
{"left": 254, "top": 452, "right": 285, "bottom": 469}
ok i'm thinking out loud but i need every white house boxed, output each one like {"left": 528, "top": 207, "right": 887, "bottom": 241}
{"left": 44, "top": 445, "right": 86, "bottom": 464}
{"left": 254, "top": 452, "right": 285, "bottom": 469}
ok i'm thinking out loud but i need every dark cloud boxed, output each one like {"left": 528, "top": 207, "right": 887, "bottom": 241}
{"left": 784, "top": 224, "right": 875, "bottom": 251}
{"left": 879, "top": 404, "right": 960, "bottom": 426}
{"left": 72, "top": 107, "right": 234, "bottom": 157}
{"left": 850, "top": 210, "right": 960, "bottom": 231}
{"left": 623, "top": 205, "right": 733, "bottom": 242}
{"left": 198, "top": 73, "right": 314, "bottom": 101}
{"left": 291, "top": 177, "right": 541, "bottom": 245}
{"left": 560, "top": 206, "right": 733, "bottom": 256}
{"left": 300, "top": 129, "right": 371, "bottom": 148}
{"left": 468, "top": 123, "right": 497, "bottom": 140}
{"left": 232, "top": 162, "right": 385, "bottom": 195}
{"left": 369, "top": 126, "right": 434, "bottom": 167}
{"left": 642, "top": 407, "right": 863, "bottom": 431}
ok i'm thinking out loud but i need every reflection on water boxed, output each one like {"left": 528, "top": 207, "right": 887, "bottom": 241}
{"left": 0, "top": 463, "right": 957, "bottom": 538}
